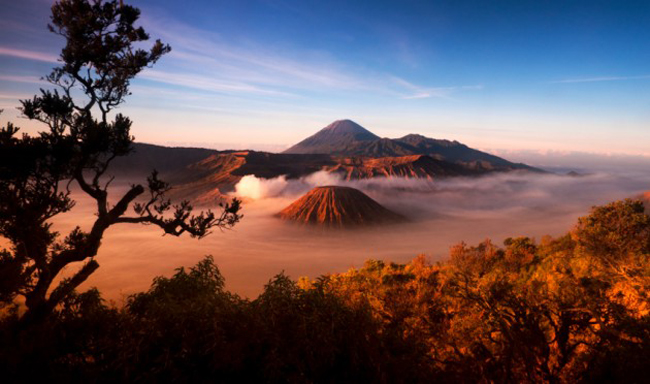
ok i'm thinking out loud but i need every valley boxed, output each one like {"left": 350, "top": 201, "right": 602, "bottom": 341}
{"left": 110, "top": 119, "right": 544, "bottom": 205}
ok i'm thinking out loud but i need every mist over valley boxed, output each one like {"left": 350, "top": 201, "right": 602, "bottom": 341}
{"left": 30, "top": 120, "right": 650, "bottom": 300}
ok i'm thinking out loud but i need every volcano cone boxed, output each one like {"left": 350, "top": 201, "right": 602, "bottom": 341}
{"left": 278, "top": 186, "right": 406, "bottom": 228}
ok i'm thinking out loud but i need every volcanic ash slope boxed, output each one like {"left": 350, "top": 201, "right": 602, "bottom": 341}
{"left": 277, "top": 186, "right": 407, "bottom": 228}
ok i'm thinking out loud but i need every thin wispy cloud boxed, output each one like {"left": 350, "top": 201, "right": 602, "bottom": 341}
{"left": 140, "top": 14, "right": 361, "bottom": 92}
{"left": 0, "top": 93, "right": 32, "bottom": 100}
{"left": 392, "top": 77, "right": 483, "bottom": 100}
{"left": 167, "top": 49, "right": 357, "bottom": 91}
{"left": 138, "top": 10, "right": 480, "bottom": 102}
{"left": 0, "top": 47, "right": 57, "bottom": 63}
{"left": 140, "top": 69, "right": 297, "bottom": 97}
{"left": 0, "top": 75, "right": 45, "bottom": 84}
{"left": 0, "top": 19, "right": 44, "bottom": 34}
{"left": 402, "top": 93, "right": 433, "bottom": 100}
{"left": 551, "top": 75, "right": 650, "bottom": 83}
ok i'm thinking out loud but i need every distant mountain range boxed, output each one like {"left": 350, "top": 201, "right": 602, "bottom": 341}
{"left": 284, "top": 119, "right": 537, "bottom": 172}
{"left": 108, "top": 119, "right": 543, "bottom": 205}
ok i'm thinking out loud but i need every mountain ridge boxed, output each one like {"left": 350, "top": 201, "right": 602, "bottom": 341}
{"left": 104, "top": 118, "right": 544, "bottom": 205}
{"left": 284, "top": 119, "right": 539, "bottom": 172}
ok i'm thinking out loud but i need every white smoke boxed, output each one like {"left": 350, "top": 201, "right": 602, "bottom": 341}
{"left": 234, "top": 174, "right": 291, "bottom": 199}
{"left": 233, "top": 170, "right": 442, "bottom": 200}
{"left": 302, "top": 170, "right": 343, "bottom": 187}
{"left": 233, "top": 171, "right": 344, "bottom": 200}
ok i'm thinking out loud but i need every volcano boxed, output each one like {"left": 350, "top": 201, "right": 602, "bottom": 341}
{"left": 283, "top": 119, "right": 540, "bottom": 173}
{"left": 283, "top": 119, "right": 380, "bottom": 155}
{"left": 278, "top": 186, "right": 406, "bottom": 228}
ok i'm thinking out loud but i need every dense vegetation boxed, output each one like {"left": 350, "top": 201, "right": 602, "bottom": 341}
{"left": 1, "top": 199, "right": 648, "bottom": 383}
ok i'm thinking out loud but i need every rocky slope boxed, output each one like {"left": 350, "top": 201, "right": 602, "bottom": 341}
{"left": 325, "top": 155, "right": 477, "bottom": 180}
{"left": 277, "top": 186, "right": 406, "bottom": 228}
{"left": 166, "top": 151, "right": 335, "bottom": 204}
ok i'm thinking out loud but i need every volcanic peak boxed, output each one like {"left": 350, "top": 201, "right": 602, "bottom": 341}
{"left": 277, "top": 186, "right": 406, "bottom": 228}
{"left": 321, "top": 119, "right": 379, "bottom": 140}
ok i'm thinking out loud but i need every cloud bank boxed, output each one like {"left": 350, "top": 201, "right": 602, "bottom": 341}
{"left": 41, "top": 166, "right": 650, "bottom": 302}
{"left": 233, "top": 170, "right": 650, "bottom": 223}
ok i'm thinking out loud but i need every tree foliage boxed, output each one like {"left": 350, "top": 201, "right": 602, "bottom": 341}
{"left": 311, "top": 199, "right": 650, "bottom": 382}
{"left": 0, "top": 0, "right": 242, "bottom": 326}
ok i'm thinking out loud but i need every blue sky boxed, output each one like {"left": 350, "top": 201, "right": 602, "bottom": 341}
{"left": 1, "top": 0, "right": 649, "bottom": 156}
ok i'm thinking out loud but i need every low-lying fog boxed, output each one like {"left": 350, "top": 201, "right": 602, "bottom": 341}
{"left": 6, "top": 166, "right": 650, "bottom": 302}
